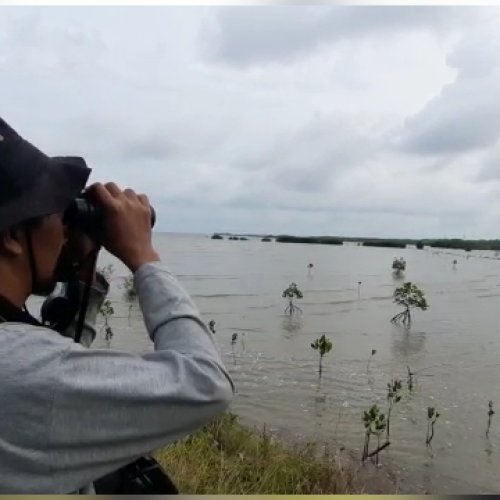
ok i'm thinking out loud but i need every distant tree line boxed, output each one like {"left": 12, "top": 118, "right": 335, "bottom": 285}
{"left": 212, "top": 233, "right": 500, "bottom": 251}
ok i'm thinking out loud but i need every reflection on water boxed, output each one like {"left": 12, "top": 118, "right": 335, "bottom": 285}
{"left": 94, "top": 234, "right": 500, "bottom": 494}
{"left": 391, "top": 328, "right": 427, "bottom": 358}
{"left": 281, "top": 315, "right": 303, "bottom": 335}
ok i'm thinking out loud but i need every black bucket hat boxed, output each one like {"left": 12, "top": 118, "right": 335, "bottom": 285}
{"left": 0, "top": 117, "right": 91, "bottom": 233}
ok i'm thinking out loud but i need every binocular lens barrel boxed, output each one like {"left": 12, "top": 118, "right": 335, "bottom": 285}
{"left": 65, "top": 197, "right": 156, "bottom": 240}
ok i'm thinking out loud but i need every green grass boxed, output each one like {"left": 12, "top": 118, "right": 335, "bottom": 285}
{"left": 154, "top": 413, "right": 356, "bottom": 494}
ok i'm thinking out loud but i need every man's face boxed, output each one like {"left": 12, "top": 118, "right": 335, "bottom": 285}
{"left": 29, "top": 213, "right": 68, "bottom": 295}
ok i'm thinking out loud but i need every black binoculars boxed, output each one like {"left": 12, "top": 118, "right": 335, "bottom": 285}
{"left": 64, "top": 194, "right": 156, "bottom": 241}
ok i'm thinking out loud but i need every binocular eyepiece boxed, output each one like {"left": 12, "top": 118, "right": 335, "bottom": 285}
{"left": 64, "top": 195, "right": 156, "bottom": 241}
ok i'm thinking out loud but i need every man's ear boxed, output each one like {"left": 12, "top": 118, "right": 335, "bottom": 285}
{"left": 0, "top": 228, "right": 24, "bottom": 257}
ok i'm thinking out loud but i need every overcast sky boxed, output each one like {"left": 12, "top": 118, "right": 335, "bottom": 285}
{"left": 2, "top": 6, "right": 500, "bottom": 238}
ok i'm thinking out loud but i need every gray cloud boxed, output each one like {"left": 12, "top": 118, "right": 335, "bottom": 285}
{"left": 400, "top": 19, "right": 500, "bottom": 157}
{"left": 202, "top": 6, "right": 469, "bottom": 66}
{"left": 402, "top": 77, "right": 500, "bottom": 155}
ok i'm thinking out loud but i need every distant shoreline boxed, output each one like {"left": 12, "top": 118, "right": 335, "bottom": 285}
{"left": 205, "top": 232, "right": 500, "bottom": 252}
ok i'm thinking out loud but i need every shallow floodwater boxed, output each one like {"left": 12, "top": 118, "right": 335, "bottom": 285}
{"left": 95, "top": 233, "right": 500, "bottom": 494}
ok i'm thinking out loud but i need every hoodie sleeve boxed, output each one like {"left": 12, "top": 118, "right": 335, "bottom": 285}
{"left": 47, "top": 262, "right": 234, "bottom": 493}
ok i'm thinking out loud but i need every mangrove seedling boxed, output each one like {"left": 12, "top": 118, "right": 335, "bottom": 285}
{"left": 208, "top": 320, "right": 216, "bottom": 334}
{"left": 392, "top": 257, "right": 406, "bottom": 276}
{"left": 486, "top": 400, "right": 495, "bottom": 438}
{"left": 282, "top": 282, "right": 303, "bottom": 316}
{"left": 307, "top": 263, "right": 314, "bottom": 277}
{"left": 391, "top": 282, "right": 428, "bottom": 328}
{"left": 99, "top": 299, "right": 114, "bottom": 342}
{"left": 97, "top": 264, "right": 115, "bottom": 282}
{"left": 366, "top": 349, "right": 376, "bottom": 372}
{"left": 407, "top": 366, "right": 415, "bottom": 392}
{"left": 426, "top": 407, "right": 440, "bottom": 447}
{"left": 362, "top": 404, "right": 388, "bottom": 464}
{"left": 310, "top": 334, "right": 333, "bottom": 378}
{"left": 386, "top": 379, "right": 403, "bottom": 441}
{"left": 231, "top": 333, "right": 238, "bottom": 365}
{"left": 121, "top": 273, "right": 137, "bottom": 302}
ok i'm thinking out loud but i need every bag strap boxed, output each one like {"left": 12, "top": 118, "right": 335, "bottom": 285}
{"left": 0, "top": 295, "right": 42, "bottom": 327}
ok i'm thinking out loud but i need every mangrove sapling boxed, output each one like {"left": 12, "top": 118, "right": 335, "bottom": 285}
{"left": 121, "top": 273, "right": 137, "bottom": 302}
{"left": 310, "top": 334, "right": 333, "bottom": 378}
{"left": 282, "top": 283, "right": 303, "bottom": 316}
{"left": 99, "top": 299, "right": 115, "bottom": 343}
{"left": 486, "top": 400, "right": 495, "bottom": 438}
{"left": 386, "top": 379, "right": 403, "bottom": 441}
{"left": 366, "top": 349, "right": 376, "bottom": 372}
{"left": 407, "top": 366, "right": 415, "bottom": 393}
{"left": 231, "top": 333, "right": 238, "bottom": 364}
{"left": 392, "top": 257, "right": 406, "bottom": 277}
{"left": 208, "top": 320, "right": 216, "bottom": 334}
{"left": 426, "top": 407, "right": 440, "bottom": 447}
{"left": 97, "top": 263, "right": 114, "bottom": 282}
{"left": 390, "top": 282, "right": 428, "bottom": 328}
{"left": 362, "top": 405, "right": 388, "bottom": 464}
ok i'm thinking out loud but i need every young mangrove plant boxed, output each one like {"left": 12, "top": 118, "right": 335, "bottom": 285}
{"left": 392, "top": 257, "right": 406, "bottom": 277}
{"left": 426, "top": 407, "right": 440, "bottom": 447}
{"left": 362, "top": 404, "right": 388, "bottom": 464}
{"left": 282, "top": 282, "right": 303, "bottom": 316}
{"left": 97, "top": 263, "right": 114, "bottom": 282}
{"left": 486, "top": 400, "right": 495, "bottom": 438}
{"left": 391, "top": 282, "right": 428, "bottom": 328}
{"left": 121, "top": 273, "right": 137, "bottom": 302}
{"left": 208, "top": 320, "right": 216, "bottom": 334}
{"left": 310, "top": 334, "right": 333, "bottom": 378}
{"left": 231, "top": 333, "right": 238, "bottom": 365}
{"left": 386, "top": 379, "right": 403, "bottom": 441}
{"left": 99, "top": 299, "right": 115, "bottom": 342}
{"left": 366, "top": 349, "right": 376, "bottom": 372}
{"left": 407, "top": 366, "right": 415, "bottom": 393}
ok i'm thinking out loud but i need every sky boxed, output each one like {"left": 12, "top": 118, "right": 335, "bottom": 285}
{"left": 2, "top": 6, "right": 500, "bottom": 238}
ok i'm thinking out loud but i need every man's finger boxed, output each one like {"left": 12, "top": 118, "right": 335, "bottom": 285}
{"left": 138, "top": 194, "right": 149, "bottom": 207}
{"left": 104, "top": 182, "right": 122, "bottom": 198}
{"left": 86, "top": 183, "right": 117, "bottom": 209}
{"left": 123, "top": 188, "right": 137, "bottom": 200}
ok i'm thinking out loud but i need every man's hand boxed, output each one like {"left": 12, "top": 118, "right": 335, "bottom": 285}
{"left": 85, "top": 182, "right": 160, "bottom": 272}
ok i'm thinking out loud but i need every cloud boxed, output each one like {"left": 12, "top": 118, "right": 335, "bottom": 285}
{"left": 201, "top": 6, "right": 469, "bottom": 66}
{"left": 401, "top": 20, "right": 500, "bottom": 157}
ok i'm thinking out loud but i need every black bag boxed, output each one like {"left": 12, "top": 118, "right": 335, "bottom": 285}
{"left": 94, "top": 456, "right": 178, "bottom": 494}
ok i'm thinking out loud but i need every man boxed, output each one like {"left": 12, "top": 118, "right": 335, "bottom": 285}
{"left": 0, "top": 117, "right": 234, "bottom": 493}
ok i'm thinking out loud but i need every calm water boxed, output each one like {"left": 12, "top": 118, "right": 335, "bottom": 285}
{"left": 94, "top": 233, "right": 500, "bottom": 494}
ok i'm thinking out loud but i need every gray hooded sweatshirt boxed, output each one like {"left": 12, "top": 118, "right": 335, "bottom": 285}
{"left": 0, "top": 261, "right": 234, "bottom": 493}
